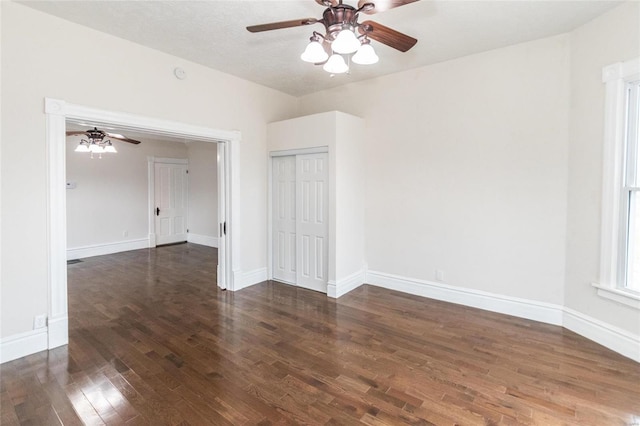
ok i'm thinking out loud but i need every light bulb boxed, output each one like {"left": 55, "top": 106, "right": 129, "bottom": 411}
{"left": 352, "top": 43, "right": 379, "bottom": 65}
{"left": 332, "top": 28, "right": 361, "bottom": 54}
{"left": 323, "top": 54, "right": 349, "bottom": 74}
{"left": 301, "top": 40, "right": 328, "bottom": 63}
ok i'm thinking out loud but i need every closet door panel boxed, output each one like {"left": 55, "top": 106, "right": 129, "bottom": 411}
{"left": 272, "top": 156, "right": 297, "bottom": 284}
{"left": 296, "top": 153, "right": 329, "bottom": 292}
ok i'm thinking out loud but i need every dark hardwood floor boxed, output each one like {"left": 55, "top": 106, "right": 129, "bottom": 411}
{"left": 1, "top": 243, "right": 639, "bottom": 425}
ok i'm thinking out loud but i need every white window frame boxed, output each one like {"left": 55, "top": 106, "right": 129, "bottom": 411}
{"left": 593, "top": 58, "right": 640, "bottom": 309}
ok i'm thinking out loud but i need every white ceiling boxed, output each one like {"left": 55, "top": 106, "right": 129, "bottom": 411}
{"left": 23, "top": 0, "right": 619, "bottom": 97}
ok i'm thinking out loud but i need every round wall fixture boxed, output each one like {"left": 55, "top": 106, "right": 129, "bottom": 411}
{"left": 174, "top": 67, "right": 186, "bottom": 80}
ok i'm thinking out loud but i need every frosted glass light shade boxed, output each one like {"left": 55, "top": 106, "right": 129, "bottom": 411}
{"left": 301, "top": 41, "right": 328, "bottom": 63}
{"left": 323, "top": 54, "right": 349, "bottom": 74}
{"left": 75, "top": 143, "right": 90, "bottom": 153}
{"left": 104, "top": 143, "right": 117, "bottom": 153}
{"left": 332, "top": 29, "right": 360, "bottom": 54}
{"left": 352, "top": 43, "right": 379, "bottom": 65}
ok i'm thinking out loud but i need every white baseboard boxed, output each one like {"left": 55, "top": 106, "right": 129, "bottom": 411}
{"left": 366, "top": 270, "right": 640, "bottom": 363}
{"left": 67, "top": 238, "right": 149, "bottom": 260}
{"left": 328, "top": 268, "right": 366, "bottom": 298}
{"left": 187, "top": 233, "right": 219, "bottom": 248}
{"left": 563, "top": 308, "right": 640, "bottom": 363}
{"left": 47, "top": 316, "right": 68, "bottom": 349}
{"left": 233, "top": 267, "right": 268, "bottom": 291}
{"left": 0, "top": 328, "right": 48, "bottom": 364}
{"left": 366, "top": 270, "right": 563, "bottom": 325}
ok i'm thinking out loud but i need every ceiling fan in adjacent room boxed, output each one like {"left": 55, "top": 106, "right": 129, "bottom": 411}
{"left": 247, "top": 0, "right": 419, "bottom": 74}
{"left": 66, "top": 127, "right": 141, "bottom": 159}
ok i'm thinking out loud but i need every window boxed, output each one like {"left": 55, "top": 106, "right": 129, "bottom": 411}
{"left": 622, "top": 80, "right": 640, "bottom": 292}
{"left": 594, "top": 58, "right": 640, "bottom": 309}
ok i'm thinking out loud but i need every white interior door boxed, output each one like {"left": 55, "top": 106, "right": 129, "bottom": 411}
{"left": 296, "top": 153, "right": 329, "bottom": 292}
{"left": 272, "top": 156, "right": 297, "bottom": 284}
{"left": 155, "top": 161, "right": 188, "bottom": 245}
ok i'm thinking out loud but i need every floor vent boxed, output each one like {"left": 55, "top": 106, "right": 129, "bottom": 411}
{"left": 156, "top": 241, "right": 188, "bottom": 248}
{"left": 67, "top": 259, "right": 83, "bottom": 265}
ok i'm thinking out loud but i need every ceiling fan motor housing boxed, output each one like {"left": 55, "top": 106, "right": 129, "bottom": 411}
{"left": 322, "top": 5, "right": 360, "bottom": 40}
{"left": 87, "top": 128, "right": 106, "bottom": 142}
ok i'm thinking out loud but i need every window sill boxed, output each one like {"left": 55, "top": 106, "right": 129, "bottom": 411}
{"left": 592, "top": 283, "right": 640, "bottom": 309}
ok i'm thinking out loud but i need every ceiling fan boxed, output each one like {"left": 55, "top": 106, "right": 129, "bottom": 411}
{"left": 66, "top": 127, "right": 141, "bottom": 158}
{"left": 247, "top": 0, "right": 418, "bottom": 74}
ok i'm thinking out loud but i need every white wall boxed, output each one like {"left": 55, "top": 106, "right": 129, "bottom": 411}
{"left": 66, "top": 136, "right": 188, "bottom": 250}
{"left": 334, "top": 112, "right": 366, "bottom": 282}
{"left": 565, "top": 2, "right": 640, "bottom": 335}
{"left": 298, "top": 35, "right": 571, "bottom": 306}
{"left": 0, "top": 2, "right": 297, "bottom": 338}
{"left": 187, "top": 141, "right": 218, "bottom": 243}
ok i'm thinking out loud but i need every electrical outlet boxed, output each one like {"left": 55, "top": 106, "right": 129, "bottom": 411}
{"left": 34, "top": 314, "right": 47, "bottom": 329}
{"left": 436, "top": 270, "right": 444, "bottom": 282}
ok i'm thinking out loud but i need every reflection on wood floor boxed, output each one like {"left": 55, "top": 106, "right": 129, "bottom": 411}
{"left": 1, "top": 243, "right": 639, "bottom": 425}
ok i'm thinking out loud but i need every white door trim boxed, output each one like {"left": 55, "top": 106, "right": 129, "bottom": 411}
{"left": 45, "top": 97, "right": 240, "bottom": 350}
{"left": 267, "top": 146, "right": 329, "bottom": 284}
{"left": 217, "top": 143, "right": 227, "bottom": 290}
{"left": 270, "top": 146, "right": 329, "bottom": 157}
{"left": 152, "top": 157, "right": 189, "bottom": 165}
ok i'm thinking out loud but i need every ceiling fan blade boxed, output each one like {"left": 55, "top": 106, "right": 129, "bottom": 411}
{"left": 315, "top": 0, "right": 339, "bottom": 6}
{"left": 247, "top": 18, "right": 319, "bottom": 33}
{"left": 66, "top": 131, "right": 89, "bottom": 136}
{"left": 358, "top": 0, "right": 418, "bottom": 14}
{"left": 105, "top": 133, "right": 141, "bottom": 144}
{"left": 359, "top": 20, "right": 417, "bottom": 52}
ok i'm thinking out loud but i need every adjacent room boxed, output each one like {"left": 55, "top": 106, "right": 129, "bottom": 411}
{"left": 65, "top": 126, "right": 220, "bottom": 259}
{"left": 1, "top": 0, "right": 639, "bottom": 424}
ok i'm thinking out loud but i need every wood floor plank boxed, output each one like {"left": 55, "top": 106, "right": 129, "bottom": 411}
{"left": 1, "top": 243, "right": 639, "bottom": 425}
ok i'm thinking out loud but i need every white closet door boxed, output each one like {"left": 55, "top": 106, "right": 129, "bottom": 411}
{"left": 155, "top": 162, "right": 188, "bottom": 245}
{"left": 296, "top": 153, "right": 328, "bottom": 292}
{"left": 272, "top": 156, "right": 297, "bottom": 284}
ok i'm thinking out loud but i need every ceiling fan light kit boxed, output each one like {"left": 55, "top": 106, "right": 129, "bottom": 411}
{"left": 68, "top": 127, "right": 141, "bottom": 159}
{"left": 74, "top": 136, "right": 117, "bottom": 158}
{"left": 248, "top": 0, "right": 418, "bottom": 75}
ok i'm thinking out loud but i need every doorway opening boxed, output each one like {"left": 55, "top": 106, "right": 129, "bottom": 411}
{"left": 45, "top": 98, "right": 240, "bottom": 350}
